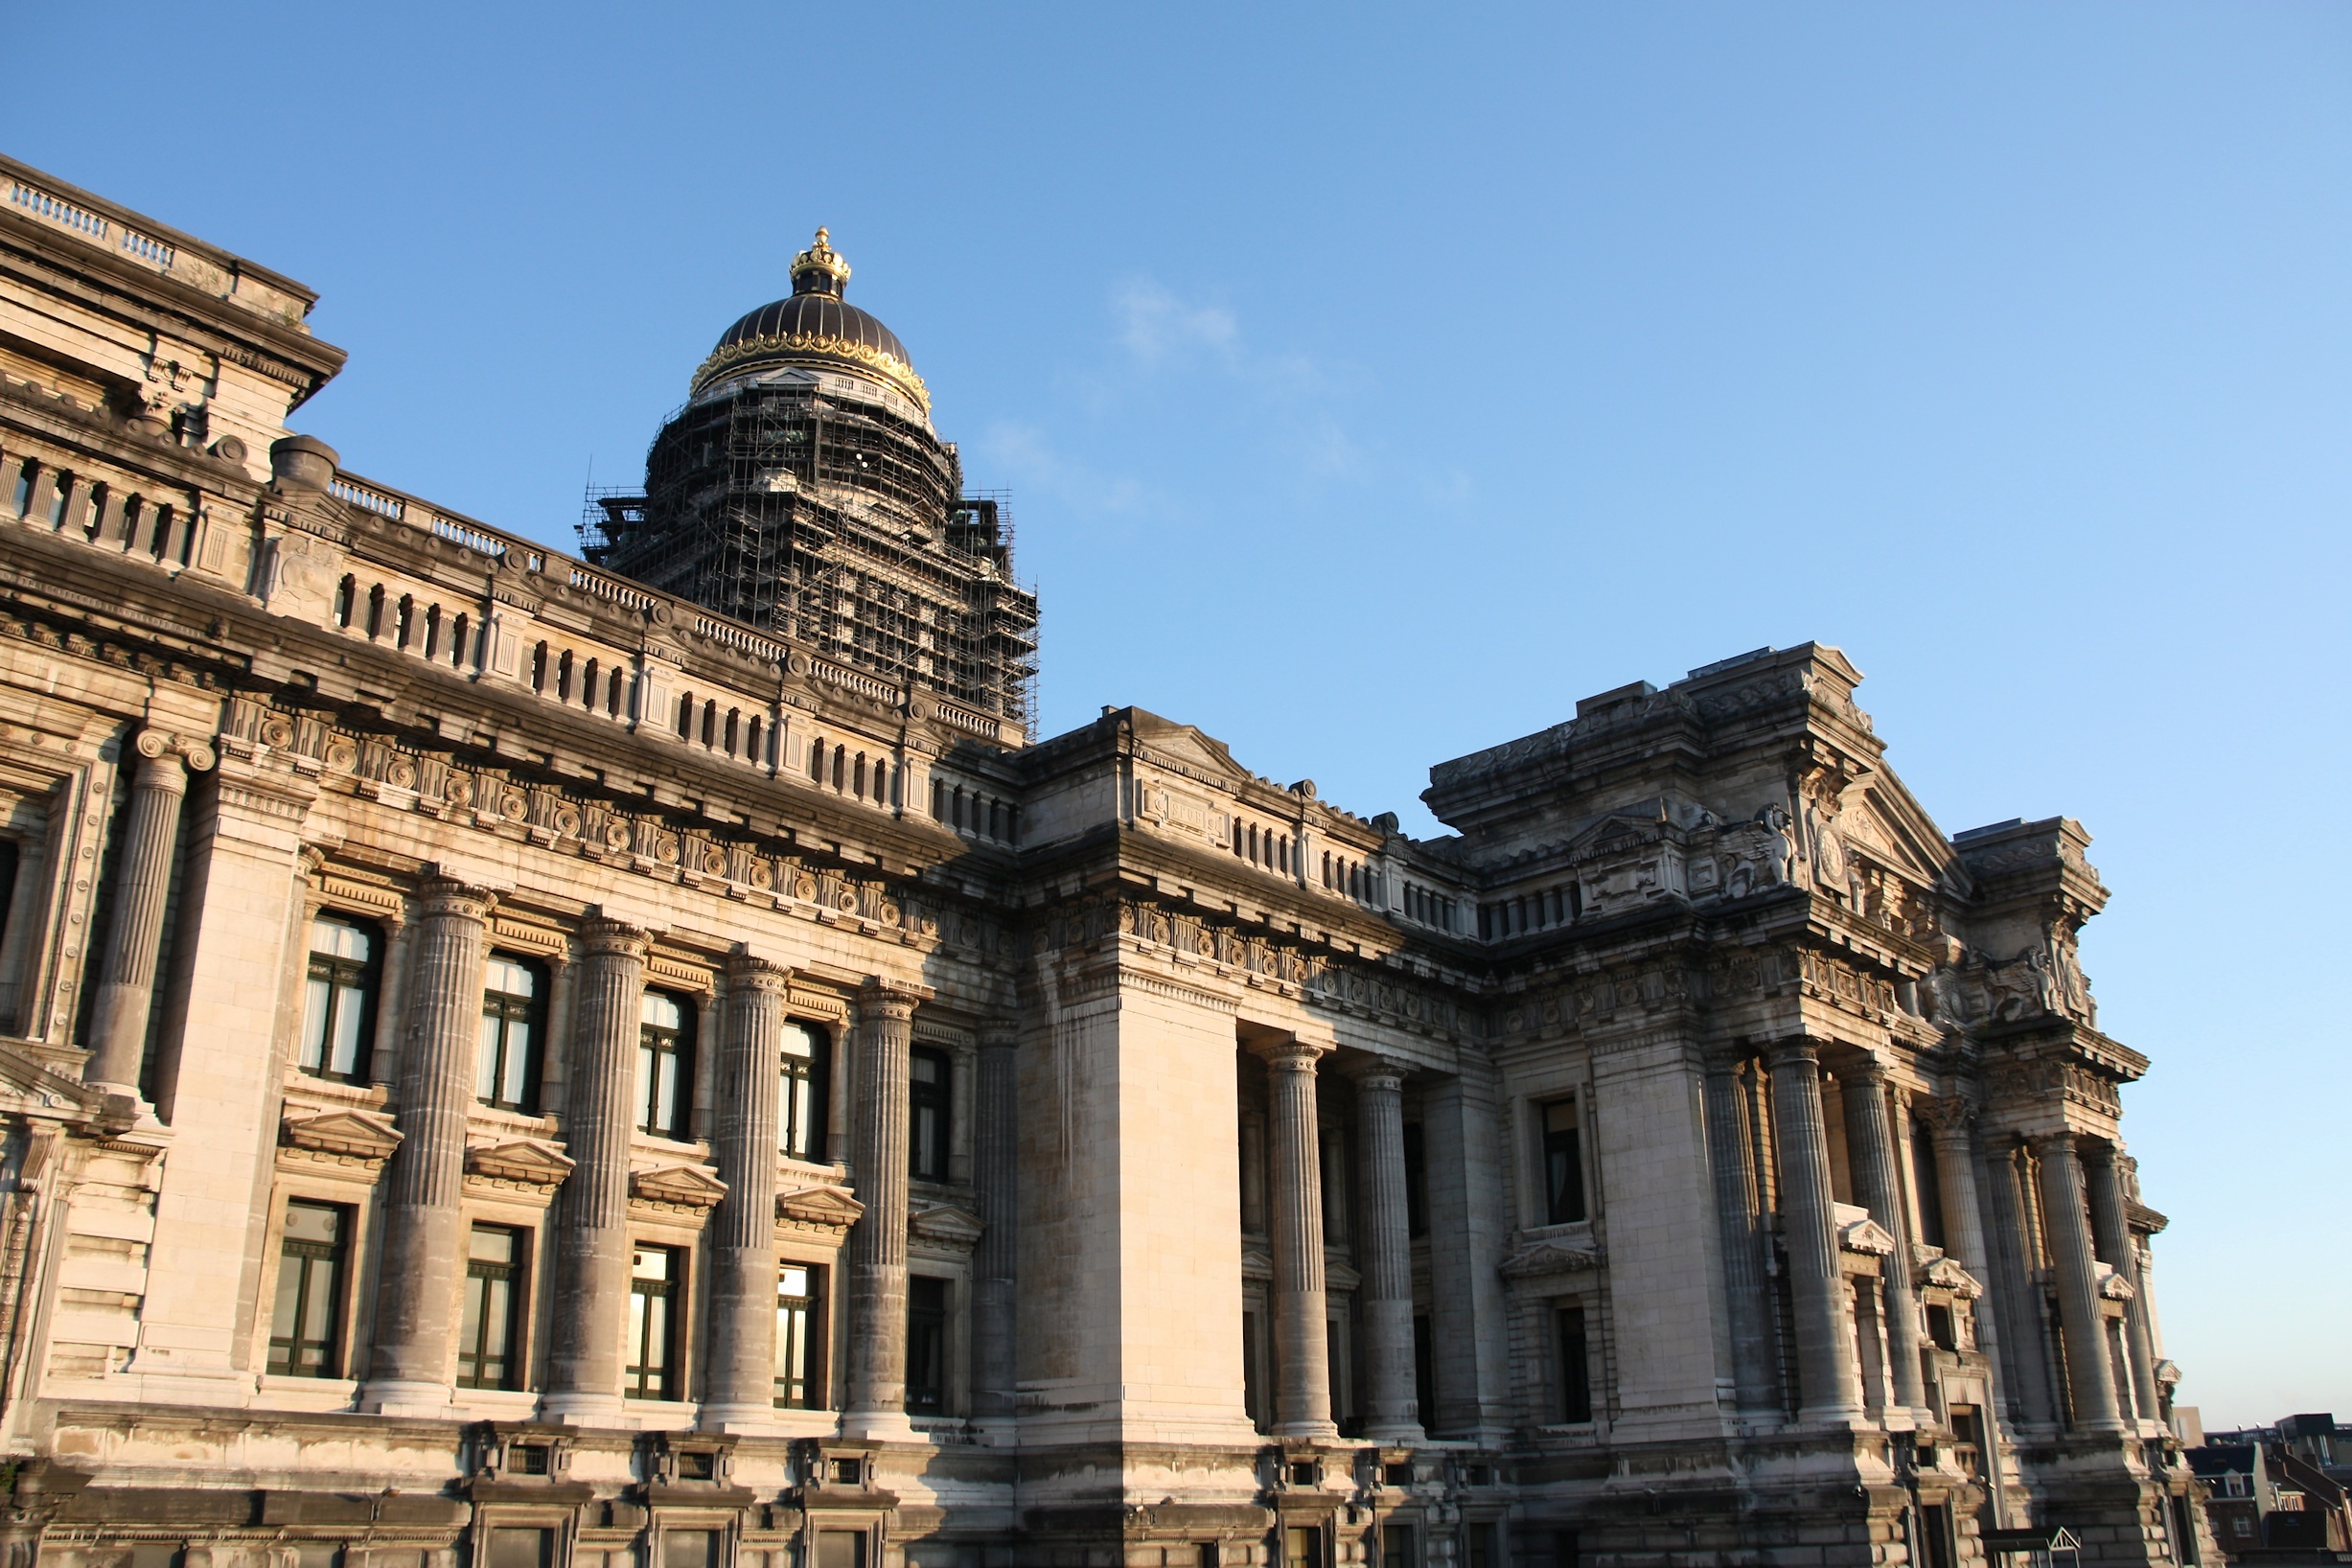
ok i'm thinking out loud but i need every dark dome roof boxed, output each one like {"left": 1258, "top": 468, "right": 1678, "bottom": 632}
{"left": 691, "top": 228, "right": 929, "bottom": 412}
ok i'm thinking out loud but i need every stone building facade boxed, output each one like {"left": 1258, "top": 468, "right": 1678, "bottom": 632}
{"left": 0, "top": 155, "right": 2211, "bottom": 1568}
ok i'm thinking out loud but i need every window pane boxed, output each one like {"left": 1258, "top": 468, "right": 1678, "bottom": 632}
{"left": 330, "top": 980, "right": 368, "bottom": 1075}
{"left": 299, "top": 975, "right": 331, "bottom": 1071}
{"left": 637, "top": 1042, "right": 657, "bottom": 1128}
{"left": 656, "top": 1049, "right": 680, "bottom": 1134}
{"left": 489, "top": 1530, "right": 552, "bottom": 1568}
{"left": 268, "top": 1260, "right": 304, "bottom": 1373}
{"left": 780, "top": 1266, "right": 809, "bottom": 1296}
{"left": 458, "top": 1273, "right": 486, "bottom": 1377}
{"left": 911, "top": 1053, "right": 939, "bottom": 1085}
{"left": 634, "top": 1246, "right": 671, "bottom": 1281}
{"left": 486, "top": 957, "right": 537, "bottom": 998}
{"left": 782, "top": 1022, "right": 816, "bottom": 1060}
{"left": 472, "top": 1226, "right": 517, "bottom": 1265}
{"left": 643, "top": 992, "right": 681, "bottom": 1029}
{"left": 500, "top": 1019, "right": 532, "bottom": 1104}
{"left": 479, "top": 1276, "right": 512, "bottom": 1369}
{"left": 285, "top": 1203, "right": 341, "bottom": 1244}
{"left": 1546, "top": 1100, "right": 1576, "bottom": 1135}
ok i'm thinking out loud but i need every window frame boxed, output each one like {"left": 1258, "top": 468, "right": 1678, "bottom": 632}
{"left": 297, "top": 913, "right": 380, "bottom": 1084}
{"left": 781, "top": 1020, "right": 831, "bottom": 1162}
{"left": 637, "top": 989, "right": 696, "bottom": 1140}
{"left": 774, "top": 1259, "right": 823, "bottom": 1408}
{"left": 910, "top": 1046, "right": 951, "bottom": 1183}
{"left": 626, "top": 1241, "right": 684, "bottom": 1400}
{"left": 905, "top": 1273, "right": 948, "bottom": 1416}
{"left": 476, "top": 952, "right": 548, "bottom": 1113}
{"left": 1556, "top": 1301, "right": 1593, "bottom": 1423}
{"left": 267, "top": 1198, "right": 352, "bottom": 1379}
{"left": 457, "top": 1222, "right": 528, "bottom": 1391}
{"left": 1540, "top": 1097, "right": 1587, "bottom": 1225}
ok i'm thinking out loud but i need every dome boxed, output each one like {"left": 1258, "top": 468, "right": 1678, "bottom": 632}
{"left": 691, "top": 228, "right": 930, "bottom": 413}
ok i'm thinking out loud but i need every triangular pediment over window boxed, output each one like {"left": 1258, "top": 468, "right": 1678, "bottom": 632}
{"left": 630, "top": 1163, "right": 727, "bottom": 1211}
{"left": 467, "top": 1138, "right": 576, "bottom": 1189}
{"left": 280, "top": 1107, "right": 403, "bottom": 1163}
{"left": 909, "top": 1201, "right": 983, "bottom": 1250}
{"left": 777, "top": 1183, "right": 865, "bottom": 1229}
{"left": 1127, "top": 711, "right": 1251, "bottom": 784}
{"left": 1833, "top": 1204, "right": 1897, "bottom": 1257}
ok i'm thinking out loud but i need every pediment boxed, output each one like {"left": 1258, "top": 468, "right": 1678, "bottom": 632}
{"left": 281, "top": 1107, "right": 403, "bottom": 1162}
{"left": 2093, "top": 1261, "right": 2135, "bottom": 1302}
{"left": 910, "top": 1202, "right": 983, "bottom": 1249}
{"left": 1921, "top": 1255, "right": 1985, "bottom": 1299}
{"left": 630, "top": 1163, "right": 727, "bottom": 1211}
{"left": 1499, "top": 1239, "right": 1603, "bottom": 1278}
{"left": 1241, "top": 1247, "right": 1273, "bottom": 1282}
{"left": 1853, "top": 775, "right": 1957, "bottom": 888}
{"left": 0, "top": 1041, "right": 101, "bottom": 1115}
{"left": 777, "top": 1183, "right": 865, "bottom": 1229}
{"left": 1564, "top": 804, "right": 1668, "bottom": 862}
{"left": 1833, "top": 1204, "right": 1897, "bottom": 1257}
{"left": 466, "top": 1138, "right": 576, "bottom": 1189}
{"left": 1128, "top": 712, "right": 1250, "bottom": 784}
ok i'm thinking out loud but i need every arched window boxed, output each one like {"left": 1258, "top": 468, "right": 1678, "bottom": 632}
{"left": 702, "top": 702, "right": 717, "bottom": 748}
{"left": 395, "top": 595, "right": 414, "bottom": 650}
{"left": 831, "top": 745, "right": 845, "bottom": 792}
{"left": 853, "top": 752, "right": 867, "bottom": 799}
{"left": 725, "top": 708, "right": 740, "bottom": 756}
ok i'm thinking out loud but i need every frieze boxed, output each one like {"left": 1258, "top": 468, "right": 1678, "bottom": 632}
{"left": 1925, "top": 925, "right": 2095, "bottom": 1037}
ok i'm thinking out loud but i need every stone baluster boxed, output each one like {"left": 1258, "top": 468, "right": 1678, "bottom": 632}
{"left": 542, "top": 916, "right": 647, "bottom": 1421}
{"left": 1842, "top": 1060, "right": 1927, "bottom": 1418}
{"left": 2032, "top": 1132, "right": 2125, "bottom": 1433}
{"left": 842, "top": 981, "right": 919, "bottom": 1441}
{"left": 703, "top": 954, "right": 789, "bottom": 1428}
{"left": 1766, "top": 1038, "right": 1861, "bottom": 1423}
{"left": 971, "top": 1021, "right": 1020, "bottom": 1429}
{"left": 85, "top": 730, "right": 212, "bottom": 1093}
{"left": 362, "top": 874, "right": 492, "bottom": 1413}
{"left": 1349, "top": 1059, "right": 1422, "bottom": 1441}
{"left": 1704, "top": 1050, "right": 1779, "bottom": 1418}
{"left": 1256, "top": 1039, "right": 1336, "bottom": 1438}
{"left": 2083, "top": 1143, "right": 2162, "bottom": 1425}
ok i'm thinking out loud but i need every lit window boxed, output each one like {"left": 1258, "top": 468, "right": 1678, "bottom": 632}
{"left": 458, "top": 1224, "right": 526, "bottom": 1390}
{"left": 637, "top": 992, "right": 693, "bottom": 1139}
{"left": 627, "top": 1244, "right": 681, "bottom": 1399}
{"left": 297, "top": 916, "right": 377, "bottom": 1082}
{"left": 781, "top": 1022, "right": 830, "bottom": 1160}
{"left": 775, "top": 1263, "right": 819, "bottom": 1408}
{"left": 267, "top": 1201, "right": 349, "bottom": 1377}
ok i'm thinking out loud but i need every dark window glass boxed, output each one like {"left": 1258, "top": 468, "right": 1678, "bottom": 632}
{"left": 782, "top": 1022, "right": 830, "bottom": 1160}
{"left": 775, "top": 1262, "right": 819, "bottom": 1407}
{"left": 476, "top": 954, "right": 544, "bottom": 1111}
{"left": 458, "top": 1224, "right": 526, "bottom": 1389}
{"left": 1910, "top": 1118, "right": 1948, "bottom": 1250}
{"left": 1383, "top": 1528, "right": 1416, "bottom": 1568}
{"left": 1543, "top": 1100, "right": 1586, "bottom": 1224}
{"left": 1553, "top": 1532, "right": 1580, "bottom": 1568}
{"left": 911, "top": 1047, "right": 950, "bottom": 1181}
{"left": 1921, "top": 1505, "right": 1954, "bottom": 1568}
{"left": 1926, "top": 1303, "right": 1956, "bottom": 1351}
{"left": 267, "top": 1201, "right": 349, "bottom": 1377}
{"left": 1402, "top": 1121, "right": 1428, "bottom": 1237}
{"left": 298, "top": 916, "right": 378, "bottom": 1082}
{"left": 1466, "top": 1525, "right": 1495, "bottom": 1568}
{"left": 627, "top": 1243, "right": 681, "bottom": 1399}
{"left": 906, "top": 1274, "right": 947, "bottom": 1415}
{"left": 1557, "top": 1303, "right": 1592, "bottom": 1422}
{"left": 637, "top": 991, "right": 693, "bottom": 1139}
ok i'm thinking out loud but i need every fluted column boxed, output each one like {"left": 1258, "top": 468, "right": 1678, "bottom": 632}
{"left": 2032, "top": 1132, "right": 2124, "bottom": 1433}
{"left": 842, "top": 981, "right": 919, "bottom": 1441}
{"left": 85, "top": 730, "right": 212, "bottom": 1093}
{"left": 1767, "top": 1039, "right": 1861, "bottom": 1423}
{"left": 1842, "top": 1060, "right": 1927, "bottom": 1418}
{"left": 1704, "top": 1051, "right": 1779, "bottom": 1418}
{"left": 1924, "top": 1098, "right": 2013, "bottom": 1519}
{"left": 362, "top": 875, "right": 492, "bottom": 1412}
{"left": 1349, "top": 1059, "right": 1422, "bottom": 1441}
{"left": 971, "top": 1021, "right": 1020, "bottom": 1429}
{"left": 542, "top": 916, "right": 647, "bottom": 1421}
{"left": 2084, "top": 1144, "right": 2162, "bottom": 1425}
{"left": 703, "top": 954, "right": 790, "bottom": 1427}
{"left": 1256, "top": 1039, "right": 1336, "bottom": 1438}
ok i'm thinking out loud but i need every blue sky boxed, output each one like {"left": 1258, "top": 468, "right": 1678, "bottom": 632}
{"left": 15, "top": 3, "right": 2348, "bottom": 1424}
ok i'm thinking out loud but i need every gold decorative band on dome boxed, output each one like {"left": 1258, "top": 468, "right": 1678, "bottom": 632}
{"left": 691, "top": 330, "right": 931, "bottom": 411}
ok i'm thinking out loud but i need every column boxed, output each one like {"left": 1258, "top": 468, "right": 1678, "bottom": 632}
{"left": 842, "top": 980, "right": 918, "bottom": 1441}
{"left": 1703, "top": 1051, "right": 1779, "bottom": 1418}
{"left": 542, "top": 916, "right": 646, "bottom": 1421}
{"left": 1767, "top": 1039, "right": 1861, "bottom": 1424}
{"left": 1257, "top": 1039, "right": 1336, "bottom": 1438}
{"left": 1981, "top": 1138, "right": 2059, "bottom": 1429}
{"left": 85, "top": 730, "right": 206, "bottom": 1093}
{"left": 970, "top": 1021, "right": 1020, "bottom": 1429}
{"left": 361, "top": 875, "right": 491, "bottom": 1413}
{"left": 703, "top": 953, "right": 789, "bottom": 1428}
{"left": 2084, "top": 1144, "right": 2162, "bottom": 1426}
{"left": 1349, "top": 1059, "right": 1422, "bottom": 1442}
{"left": 1841, "top": 1060, "right": 1927, "bottom": 1418}
{"left": 1925, "top": 1099, "right": 2013, "bottom": 1524}
{"left": 2032, "top": 1132, "right": 2124, "bottom": 1433}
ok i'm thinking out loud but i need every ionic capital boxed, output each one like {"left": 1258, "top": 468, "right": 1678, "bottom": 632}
{"left": 726, "top": 951, "right": 791, "bottom": 993}
{"left": 857, "top": 979, "right": 922, "bottom": 1024}
{"left": 416, "top": 874, "right": 496, "bottom": 923}
{"left": 1343, "top": 1057, "right": 1407, "bottom": 1095}
{"left": 1251, "top": 1039, "right": 1326, "bottom": 1074}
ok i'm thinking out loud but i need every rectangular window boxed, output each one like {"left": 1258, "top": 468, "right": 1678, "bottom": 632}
{"left": 907, "top": 1274, "right": 947, "bottom": 1415}
{"left": 781, "top": 1021, "right": 829, "bottom": 1160}
{"left": 267, "top": 1200, "right": 349, "bottom": 1377}
{"left": 1465, "top": 1524, "right": 1496, "bottom": 1568}
{"left": 476, "top": 954, "right": 544, "bottom": 1111}
{"left": 298, "top": 916, "right": 378, "bottom": 1082}
{"left": 1557, "top": 1303, "right": 1592, "bottom": 1422}
{"left": 1542, "top": 1099, "right": 1586, "bottom": 1224}
{"left": 910, "top": 1048, "right": 950, "bottom": 1181}
{"left": 1285, "top": 1529, "right": 1320, "bottom": 1568}
{"left": 1920, "top": 1505, "right": 1954, "bottom": 1568}
{"left": 663, "top": 1533, "right": 718, "bottom": 1568}
{"left": 458, "top": 1224, "right": 526, "bottom": 1390}
{"left": 637, "top": 991, "right": 694, "bottom": 1139}
{"left": 816, "top": 1533, "right": 865, "bottom": 1568}
{"left": 627, "top": 1243, "right": 682, "bottom": 1399}
{"left": 776, "top": 1262, "right": 819, "bottom": 1407}
{"left": 1382, "top": 1527, "right": 1416, "bottom": 1568}
{"left": 1552, "top": 1532, "right": 1580, "bottom": 1568}
{"left": 1402, "top": 1121, "right": 1428, "bottom": 1236}
{"left": 488, "top": 1531, "right": 552, "bottom": 1568}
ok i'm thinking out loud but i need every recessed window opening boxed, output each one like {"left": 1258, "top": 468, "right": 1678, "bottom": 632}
{"left": 637, "top": 990, "right": 694, "bottom": 1139}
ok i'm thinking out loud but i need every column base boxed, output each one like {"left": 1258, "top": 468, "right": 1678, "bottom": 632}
{"left": 839, "top": 1408, "right": 920, "bottom": 1443}
{"left": 1273, "top": 1420, "right": 1341, "bottom": 1440}
{"left": 540, "top": 1391, "right": 627, "bottom": 1425}
{"left": 358, "top": 1379, "right": 454, "bottom": 1418}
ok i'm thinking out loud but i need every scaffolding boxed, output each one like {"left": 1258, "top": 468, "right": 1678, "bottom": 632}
{"left": 581, "top": 379, "right": 1039, "bottom": 735}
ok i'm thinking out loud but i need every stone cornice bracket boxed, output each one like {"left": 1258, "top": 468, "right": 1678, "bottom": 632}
{"left": 726, "top": 950, "right": 792, "bottom": 993}
{"left": 131, "top": 726, "right": 216, "bottom": 778}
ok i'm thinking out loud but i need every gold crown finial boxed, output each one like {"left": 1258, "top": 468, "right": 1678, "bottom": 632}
{"left": 792, "top": 226, "right": 851, "bottom": 292}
